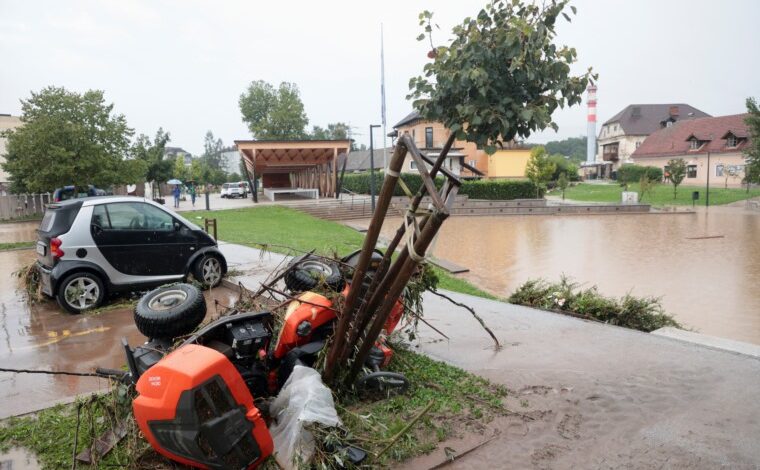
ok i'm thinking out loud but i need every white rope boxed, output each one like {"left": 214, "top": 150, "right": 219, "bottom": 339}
{"left": 404, "top": 211, "right": 427, "bottom": 263}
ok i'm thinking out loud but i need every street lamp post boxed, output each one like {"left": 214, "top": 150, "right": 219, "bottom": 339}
{"left": 705, "top": 150, "right": 711, "bottom": 207}
{"left": 369, "top": 124, "right": 381, "bottom": 212}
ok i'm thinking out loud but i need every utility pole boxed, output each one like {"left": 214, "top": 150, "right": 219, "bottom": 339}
{"left": 369, "top": 124, "right": 381, "bottom": 211}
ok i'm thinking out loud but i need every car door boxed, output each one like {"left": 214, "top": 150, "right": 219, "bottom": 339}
{"left": 91, "top": 202, "right": 193, "bottom": 276}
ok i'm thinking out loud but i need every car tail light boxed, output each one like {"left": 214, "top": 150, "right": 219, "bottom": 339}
{"left": 50, "top": 238, "right": 64, "bottom": 258}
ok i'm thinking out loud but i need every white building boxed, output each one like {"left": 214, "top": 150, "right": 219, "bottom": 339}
{"left": 220, "top": 150, "right": 243, "bottom": 175}
{"left": 591, "top": 104, "right": 710, "bottom": 179}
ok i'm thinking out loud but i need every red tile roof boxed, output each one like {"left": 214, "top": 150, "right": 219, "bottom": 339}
{"left": 631, "top": 114, "right": 751, "bottom": 159}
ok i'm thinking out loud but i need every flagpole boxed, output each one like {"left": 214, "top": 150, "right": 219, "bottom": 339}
{"left": 381, "top": 23, "right": 388, "bottom": 171}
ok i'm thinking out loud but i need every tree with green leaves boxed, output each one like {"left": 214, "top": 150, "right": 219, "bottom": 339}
{"left": 545, "top": 136, "right": 587, "bottom": 163}
{"left": 408, "top": 1, "right": 594, "bottom": 154}
{"left": 132, "top": 128, "right": 172, "bottom": 197}
{"left": 525, "top": 146, "right": 557, "bottom": 198}
{"left": 311, "top": 122, "right": 350, "bottom": 140}
{"left": 666, "top": 158, "right": 687, "bottom": 199}
{"left": 557, "top": 172, "right": 569, "bottom": 200}
{"left": 202, "top": 131, "right": 224, "bottom": 170}
{"left": 638, "top": 175, "right": 656, "bottom": 202}
{"left": 1, "top": 86, "right": 139, "bottom": 193}
{"left": 744, "top": 97, "right": 760, "bottom": 192}
{"left": 239, "top": 80, "right": 308, "bottom": 139}
{"left": 173, "top": 154, "right": 188, "bottom": 181}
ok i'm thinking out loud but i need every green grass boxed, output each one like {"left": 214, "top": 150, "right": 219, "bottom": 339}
{"left": 185, "top": 205, "right": 498, "bottom": 300}
{"left": 557, "top": 182, "right": 760, "bottom": 206}
{"left": 0, "top": 241, "right": 35, "bottom": 251}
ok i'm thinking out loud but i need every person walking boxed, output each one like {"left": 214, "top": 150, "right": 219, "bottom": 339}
{"left": 172, "top": 184, "right": 181, "bottom": 208}
{"left": 188, "top": 183, "right": 196, "bottom": 208}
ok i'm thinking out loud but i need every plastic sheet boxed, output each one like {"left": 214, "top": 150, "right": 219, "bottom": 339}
{"left": 269, "top": 365, "right": 341, "bottom": 469}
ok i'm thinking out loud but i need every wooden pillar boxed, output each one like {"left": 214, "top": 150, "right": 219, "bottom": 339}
{"left": 332, "top": 148, "right": 338, "bottom": 197}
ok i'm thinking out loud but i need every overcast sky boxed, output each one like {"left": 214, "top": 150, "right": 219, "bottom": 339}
{"left": 1, "top": 0, "right": 758, "bottom": 155}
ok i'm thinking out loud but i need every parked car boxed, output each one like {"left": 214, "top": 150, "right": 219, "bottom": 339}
{"left": 220, "top": 182, "right": 248, "bottom": 199}
{"left": 36, "top": 196, "right": 227, "bottom": 313}
{"left": 52, "top": 185, "right": 106, "bottom": 202}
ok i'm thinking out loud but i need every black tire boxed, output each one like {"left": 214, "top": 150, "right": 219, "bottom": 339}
{"left": 134, "top": 283, "right": 206, "bottom": 339}
{"left": 284, "top": 255, "right": 345, "bottom": 293}
{"left": 356, "top": 371, "right": 410, "bottom": 399}
{"left": 56, "top": 272, "right": 105, "bottom": 314}
{"left": 193, "top": 254, "right": 225, "bottom": 288}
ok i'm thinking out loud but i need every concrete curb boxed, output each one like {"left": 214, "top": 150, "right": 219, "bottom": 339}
{"left": 651, "top": 327, "right": 760, "bottom": 360}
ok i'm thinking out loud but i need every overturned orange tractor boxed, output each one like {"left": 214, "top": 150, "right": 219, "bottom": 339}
{"left": 99, "top": 250, "right": 408, "bottom": 469}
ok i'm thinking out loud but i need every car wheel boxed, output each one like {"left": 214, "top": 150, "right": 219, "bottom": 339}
{"left": 134, "top": 283, "right": 206, "bottom": 340}
{"left": 56, "top": 272, "right": 105, "bottom": 314}
{"left": 284, "top": 255, "right": 345, "bottom": 293}
{"left": 194, "top": 254, "right": 224, "bottom": 288}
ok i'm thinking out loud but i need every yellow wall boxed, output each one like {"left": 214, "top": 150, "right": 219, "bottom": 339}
{"left": 396, "top": 120, "right": 488, "bottom": 176}
{"left": 487, "top": 149, "right": 531, "bottom": 178}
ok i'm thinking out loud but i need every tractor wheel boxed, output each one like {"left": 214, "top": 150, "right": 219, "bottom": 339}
{"left": 356, "top": 371, "right": 410, "bottom": 399}
{"left": 134, "top": 283, "right": 206, "bottom": 340}
{"left": 284, "top": 255, "right": 344, "bottom": 293}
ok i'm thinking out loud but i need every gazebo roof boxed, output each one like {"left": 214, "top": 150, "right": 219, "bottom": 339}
{"left": 235, "top": 139, "right": 351, "bottom": 174}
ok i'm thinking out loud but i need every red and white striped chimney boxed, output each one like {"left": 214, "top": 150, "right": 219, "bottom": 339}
{"left": 586, "top": 84, "right": 597, "bottom": 164}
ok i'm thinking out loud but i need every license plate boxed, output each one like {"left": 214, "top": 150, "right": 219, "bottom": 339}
{"left": 36, "top": 243, "right": 46, "bottom": 256}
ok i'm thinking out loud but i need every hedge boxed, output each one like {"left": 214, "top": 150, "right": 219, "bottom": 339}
{"left": 339, "top": 171, "right": 541, "bottom": 200}
{"left": 617, "top": 164, "right": 663, "bottom": 184}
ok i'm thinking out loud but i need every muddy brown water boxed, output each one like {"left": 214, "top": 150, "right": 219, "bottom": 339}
{"left": 376, "top": 205, "right": 760, "bottom": 345}
{"left": 0, "top": 221, "right": 38, "bottom": 243}
{"left": 0, "top": 249, "right": 239, "bottom": 419}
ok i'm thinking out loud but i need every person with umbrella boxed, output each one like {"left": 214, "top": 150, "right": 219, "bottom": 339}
{"left": 168, "top": 179, "right": 182, "bottom": 208}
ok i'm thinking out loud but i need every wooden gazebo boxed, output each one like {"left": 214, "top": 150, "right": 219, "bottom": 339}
{"left": 235, "top": 139, "right": 351, "bottom": 202}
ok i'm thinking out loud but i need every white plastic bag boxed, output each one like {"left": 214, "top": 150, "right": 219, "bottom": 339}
{"left": 269, "top": 365, "right": 342, "bottom": 469}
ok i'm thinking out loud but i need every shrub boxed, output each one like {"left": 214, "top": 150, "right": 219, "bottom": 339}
{"left": 340, "top": 172, "right": 541, "bottom": 200}
{"left": 617, "top": 164, "right": 663, "bottom": 185}
{"left": 460, "top": 179, "right": 541, "bottom": 199}
{"left": 340, "top": 171, "right": 431, "bottom": 196}
{"left": 508, "top": 276, "right": 681, "bottom": 332}
{"left": 548, "top": 155, "right": 580, "bottom": 182}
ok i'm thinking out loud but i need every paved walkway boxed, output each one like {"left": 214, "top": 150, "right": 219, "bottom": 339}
{"left": 218, "top": 242, "right": 760, "bottom": 469}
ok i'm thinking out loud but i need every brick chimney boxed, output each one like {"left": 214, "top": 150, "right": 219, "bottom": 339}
{"left": 669, "top": 106, "right": 680, "bottom": 117}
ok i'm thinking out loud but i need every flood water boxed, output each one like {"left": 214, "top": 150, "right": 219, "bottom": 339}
{"left": 0, "top": 221, "right": 38, "bottom": 243}
{"left": 0, "top": 248, "right": 239, "bottom": 419}
{"left": 381, "top": 206, "right": 760, "bottom": 345}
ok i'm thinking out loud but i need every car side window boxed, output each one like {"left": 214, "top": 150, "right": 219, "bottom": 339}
{"left": 91, "top": 205, "right": 111, "bottom": 229}
{"left": 104, "top": 202, "right": 174, "bottom": 231}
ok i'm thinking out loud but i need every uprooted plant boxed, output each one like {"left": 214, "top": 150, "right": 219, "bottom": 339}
{"left": 508, "top": 276, "right": 682, "bottom": 332}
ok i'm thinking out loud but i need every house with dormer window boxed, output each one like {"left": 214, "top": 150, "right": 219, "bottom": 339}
{"left": 631, "top": 114, "right": 751, "bottom": 187}
{"left": 587, "top": 104, "right": 710, "bottom": 179}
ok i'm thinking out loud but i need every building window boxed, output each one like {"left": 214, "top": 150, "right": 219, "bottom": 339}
{"left": 412, "top": 129, "right": 416, "bottom": 140}
{"left": 410, "top": 160, "right": 417, "bottom": 170}
{"left": 689, "top": 139, "right": 701, "bottom": 150}
{"left": 687, "top": 165, "right": 697, "bottom": 178}
{"left": 635, "top": 141, "right": 641, "bottom": 149}
{"left": 726, "top": 135, "right": 738, "bottom": 148}
{"left": 425, "top": 127, "right": 433, "bottom": 148}
{"left": 469, "top": 159, "right": 476, "bottom": 167}
{"left": 666, "top": 121, "right": 673, "bottom": 128}
{"left": 716, "top": 164, "right": 724, "bottom": 177}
